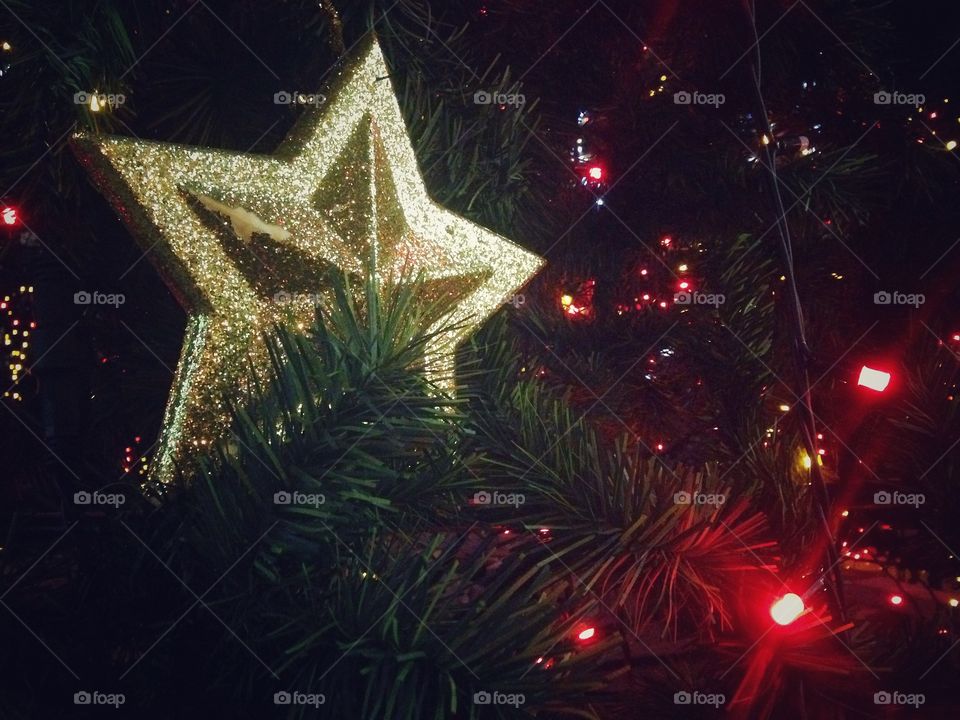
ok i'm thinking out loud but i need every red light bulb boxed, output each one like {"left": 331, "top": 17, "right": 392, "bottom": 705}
{"left": 2, "top": 207, "right": 18, "bottom": 226}
{"left": 770, "top": 593, "right": 804, "bottom": 625}
{"left": 857, "top": 365, "right": 891, "bottom": 392}
{"left": 587, "top": 166, "right": 604, "bottom": 181}
{"left": 576, "top": 626, "right": 596, "bottom": 642}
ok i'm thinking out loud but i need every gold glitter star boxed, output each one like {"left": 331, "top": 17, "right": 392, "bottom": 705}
{"left": 72, "top": 37, "right": 543, "bottom": 483}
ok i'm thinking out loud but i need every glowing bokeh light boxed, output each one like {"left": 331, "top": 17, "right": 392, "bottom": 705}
{"left": 770, "top": 593, "right": 805, "bottom": 625}
{"left": 858, "top": 366, "right": 891, "bottom": 392}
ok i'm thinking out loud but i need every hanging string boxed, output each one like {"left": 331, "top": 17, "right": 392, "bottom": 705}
{"left": 320, "top": 0, "right": 346, "bottom": 57}
{"left": 745, "top": 0, "right": 847, "bottom": 621}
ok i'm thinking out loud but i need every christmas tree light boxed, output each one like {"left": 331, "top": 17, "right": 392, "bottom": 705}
{"left": 858, "top": 366, "right": 891, "bottom": 392}
{"left": 770, "top": 593, "right": 805, "bottom": 625}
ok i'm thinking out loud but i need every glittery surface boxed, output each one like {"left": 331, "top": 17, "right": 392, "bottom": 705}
{"left": 72, "top": 37, "right": 544, "bottom": 483}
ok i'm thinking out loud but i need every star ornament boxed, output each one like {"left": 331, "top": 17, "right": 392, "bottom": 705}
{"left": 72, "top": 37, "right": 543, "bottom": 483}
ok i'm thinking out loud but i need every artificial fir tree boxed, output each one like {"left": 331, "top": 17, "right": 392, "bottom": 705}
{"left": 2, "top": 1, "right": 960, "bottom": 717}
